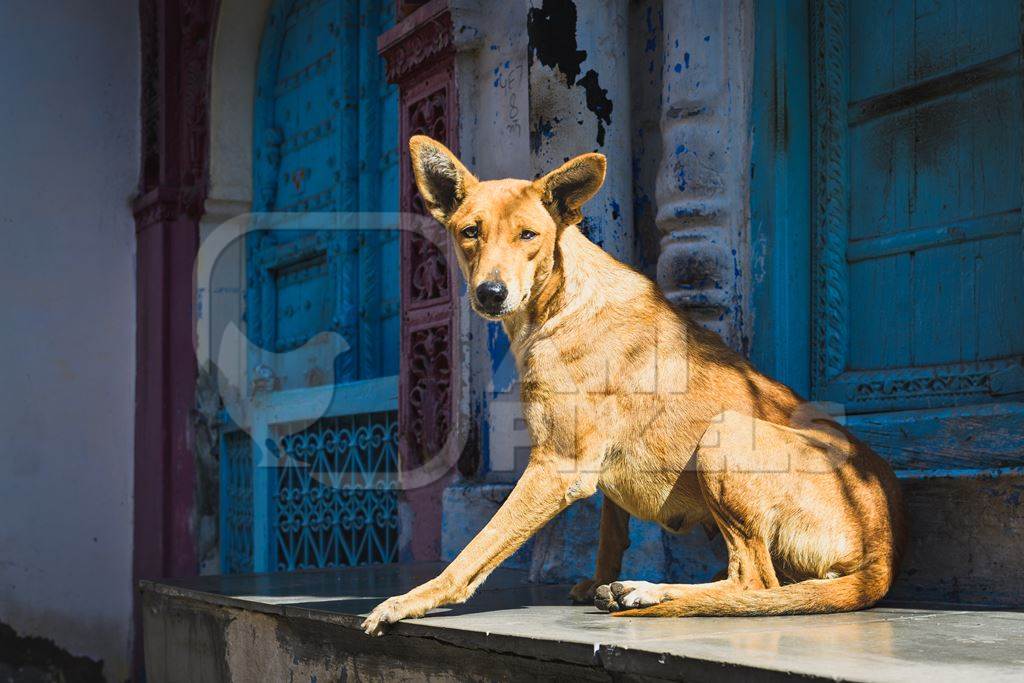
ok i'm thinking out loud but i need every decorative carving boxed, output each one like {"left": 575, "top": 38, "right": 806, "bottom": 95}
{"left": 653, "top": 3, "right": 750, "bottom": 352}
{"left": 132, "top": 188, "right": 183, "bottom": 231}
{"left": 405, "top": 324, "right": 452, "bottom": 465}
{"left": 134, "top": 0, "right": 217, "bottom": 223}
{"left": 138, "top": 0, "right": 161, "bottom": 191}
{"left": 378, "top": 12, "right": 454, "bottom": 83}
{"left": 810, "top": 0, "right": 851, "bottom": 387}
{"left": 274, "top": 412, "right": 399, "bottom": 570}
{"left": 380, "top": 3, "right": 460, "bottom": 483}
{"left": 406, "top": 89, "right": 451, "bottom": 303}
{"left": 852, "top": 371, "right": 993, "bottom": 403}
{"left": 379, "top": 2, "right": 463, "bottom": 559}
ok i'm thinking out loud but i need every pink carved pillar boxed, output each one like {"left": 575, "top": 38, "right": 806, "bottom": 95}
{"left": 133, "top": 0, "right": 218, "bottom": 677}
{"left": 379, "top": 0, "right": 461, "bottom": 561}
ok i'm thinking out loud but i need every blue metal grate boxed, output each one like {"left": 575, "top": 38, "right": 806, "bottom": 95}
{"left": 221, "top": 430, "right": 255, "bottom": 573}
{"left": 273, "top": 411, "right": 399, "bottom": 570}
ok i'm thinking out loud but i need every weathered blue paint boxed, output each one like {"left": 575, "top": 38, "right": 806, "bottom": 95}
{"left": 220, "top": 428, "right": 255, "bottom": 573}
{"left": 846, "top": 402, "right": 1024, "bottom": 475}
{"left": 752, "top": 0, "right": 1024, "bottom": 472}
{"left": 812, "top": 0, "right": 1024, "bottom": 413}
{"left": 220, "top": 0, "right": 399, "bottom": 574}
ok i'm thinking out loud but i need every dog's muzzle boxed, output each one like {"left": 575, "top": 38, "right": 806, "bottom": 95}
{"left": 475, "top": 280, "right": 508, "bottom": 316}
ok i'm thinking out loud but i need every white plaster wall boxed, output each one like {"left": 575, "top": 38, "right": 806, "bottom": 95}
{"left": 0, "top": 2, "right": 139, "bottom": 680}
{"left": 450, "top": 0, "right": 534, "bottom": 480}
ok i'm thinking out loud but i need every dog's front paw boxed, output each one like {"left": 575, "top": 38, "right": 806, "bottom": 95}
{"left": 594, "top": 581, "right": 664, "bottom": 612}
{"left": 361, "top": 596, "right": 408, "bottom": 636}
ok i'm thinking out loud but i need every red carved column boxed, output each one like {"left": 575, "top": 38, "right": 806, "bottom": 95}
{"left": 379, "top": 0, "right": 461, "bottom": 561}
{"left": 134, "top": 0, "right": 217, "bottom": 677}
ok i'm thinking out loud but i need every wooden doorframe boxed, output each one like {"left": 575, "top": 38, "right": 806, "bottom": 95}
{"left": 749, "top": 0, "right": 812, "bottom": 397}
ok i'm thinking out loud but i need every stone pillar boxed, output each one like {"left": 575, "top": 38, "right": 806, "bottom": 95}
{"left": 133, "top": 0, "right": 218, "bottom": 675}
{"left": 655, "top": 0, "right": 754, "bottom": 352}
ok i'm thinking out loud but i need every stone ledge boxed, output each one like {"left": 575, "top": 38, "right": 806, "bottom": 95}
{"left": 140, "top": 564, "right": 1024, "bottom": 683}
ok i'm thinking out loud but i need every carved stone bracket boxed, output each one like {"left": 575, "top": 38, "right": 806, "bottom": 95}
{"left": 654, "top": 1, "right": 753, "bottom": 353}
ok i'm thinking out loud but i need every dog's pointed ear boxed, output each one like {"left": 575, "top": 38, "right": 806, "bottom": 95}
{"left": 534, "top": 153, "right": 606, "bottom": 226}
{"left": 409, "top": 135, "right": 478, "bottom": 223}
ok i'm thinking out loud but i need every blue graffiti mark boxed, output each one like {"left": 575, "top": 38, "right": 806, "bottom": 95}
{"left": 675, "top": 38, "right": 679, "bottom": 48}
{"left": 684, "top": 52, "right": 690, "bottom": 68}
{"left": 610, "top": 198, "right": 621, "bottom": 221}
{"left": 504, "top": 60, "right": 510, "bottom": 68}
{"left": 674, "top": 62, "right": 682, "bottom": 73}
{"left": 676, "top": 163, "right": 686, "bottom": 192}
{"left": 704, "top": 35, "right": 710, "bottom": 42}
{"left": 488, "top": 322, "right": 513, "bottom": 396}
{"left": 490, "top": 44, "right": 498, "bottom": 50}
{"left": 675, "top": 143, "right": 687, "bottom": 155}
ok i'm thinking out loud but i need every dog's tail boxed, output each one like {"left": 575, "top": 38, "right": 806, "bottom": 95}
{"left": 612, "top": 564, "right": 893, "bottom": 618}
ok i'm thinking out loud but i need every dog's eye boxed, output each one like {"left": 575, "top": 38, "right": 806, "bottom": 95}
{"left": 519, "top": 229, "right": 538, "bottom": 241}
{"left": 460, "top": 225, "right": 479, "bottom": 239}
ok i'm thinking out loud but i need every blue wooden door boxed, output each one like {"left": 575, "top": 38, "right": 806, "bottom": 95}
{"left": 221, "top": 0, "right": 400, "bottom": 573}
{"left": 754, "top": 0, "right": 1024, "bottom": 475}
{"left": 814, "top": 0, "right": 1024, "bottom": 471}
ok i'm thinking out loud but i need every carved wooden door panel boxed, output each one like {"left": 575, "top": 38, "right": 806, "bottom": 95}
{"left": 221, "top": 0, "right": 400, "bottom": 573}
{"left": 810, "top": 0, "right": 1024, "bottom": 472}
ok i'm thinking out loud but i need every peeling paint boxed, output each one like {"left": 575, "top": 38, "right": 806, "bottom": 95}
{"left": 527, "top": 0, "right": 586, "bottom": 87}
{"left": 576, "top": 69, "right": 613, "bottom": 145}
{"left": 528, "top": 0, "right": 614, "bottom": 148}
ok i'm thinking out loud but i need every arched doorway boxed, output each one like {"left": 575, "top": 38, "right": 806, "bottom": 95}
{"left": 220, "top": 0, "right": 401, "bottom": 573}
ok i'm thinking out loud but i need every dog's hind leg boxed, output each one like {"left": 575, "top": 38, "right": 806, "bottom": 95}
{"left": 594, "top": 505, "right": 777, "bottom": 611}
{"left": 570, "top": 496, "right": 630, "bottom": 602}
{"left": 597, "top": 410, "right": 856, "bottom": 613}
{"left": 599, "top": 413, "right": 897, "bottom": 617}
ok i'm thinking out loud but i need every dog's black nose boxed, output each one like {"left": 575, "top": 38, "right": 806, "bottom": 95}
{"left": 475, "top": 280, "right": 508, "bottom": 312}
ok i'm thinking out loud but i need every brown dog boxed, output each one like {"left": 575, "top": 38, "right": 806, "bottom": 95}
{"left": 361, "top": 135, "right": 906, "bottom": 635}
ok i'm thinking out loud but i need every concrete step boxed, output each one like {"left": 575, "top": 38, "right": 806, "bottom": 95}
{"left": 140, "top": 564, "right": 1024, "bottom": 682}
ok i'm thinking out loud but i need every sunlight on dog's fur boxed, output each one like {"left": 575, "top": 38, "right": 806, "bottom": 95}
{"left": 361, "top": 136, "right": 906, "bottom": 636}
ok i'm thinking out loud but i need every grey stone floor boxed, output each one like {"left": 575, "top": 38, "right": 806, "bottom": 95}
{"left": 144, "top": 563, "right": 1024, "bottom": 682}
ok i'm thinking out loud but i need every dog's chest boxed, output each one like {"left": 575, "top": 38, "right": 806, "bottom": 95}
{"left": 597, "top": 447, "right": 705, "bottom": 528}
